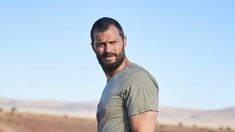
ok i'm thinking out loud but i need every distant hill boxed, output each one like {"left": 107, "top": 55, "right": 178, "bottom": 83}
{"left": 0, "top": 97, "right": 97, "bottom": 117}
{"left": 0, "top": 97, "right": 234, "bottom": 129}
{"left": 158, "top": 106, "right": 235, "bottom": 129}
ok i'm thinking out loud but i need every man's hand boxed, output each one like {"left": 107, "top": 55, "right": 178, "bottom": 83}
{"left": 129, "top": 111, "right": 157, "bottom": 132}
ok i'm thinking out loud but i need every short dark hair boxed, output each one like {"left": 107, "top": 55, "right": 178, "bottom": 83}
{"left": 90, "top": 17, "right": 125, "bottom": 45}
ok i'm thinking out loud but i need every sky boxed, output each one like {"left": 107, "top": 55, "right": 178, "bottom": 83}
{"left": 0, "top": 0, "right": 234, "bottom": 110}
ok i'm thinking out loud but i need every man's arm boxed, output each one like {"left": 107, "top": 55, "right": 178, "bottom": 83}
{"left": 129, "top": 111, "right": 157, "bottom": 132}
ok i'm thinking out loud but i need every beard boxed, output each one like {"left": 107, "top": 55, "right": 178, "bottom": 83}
{"left": 96, "top": 48, "right": 125, "bottom": 72}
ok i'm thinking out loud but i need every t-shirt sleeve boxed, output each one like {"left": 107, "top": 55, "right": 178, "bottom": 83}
{"left": 124, "top": 70, "right": 159, "bottom": 117}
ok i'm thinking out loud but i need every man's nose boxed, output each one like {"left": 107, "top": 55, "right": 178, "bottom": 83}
{"left": 104, "top": 42, "right": 112, "bottom": 52}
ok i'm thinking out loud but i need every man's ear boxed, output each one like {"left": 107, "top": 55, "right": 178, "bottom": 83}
{"left": 123, "top": 36, "right": 127, "bottom": 48}
{"left": 91, "top": 43, "right": 96, "bottom": 53}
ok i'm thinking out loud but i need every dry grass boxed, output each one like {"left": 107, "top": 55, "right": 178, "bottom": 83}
{"left": 0, "top": 111, "right": 96, "bottom": 132}
{"left": 0, "top": 111, "right": 234, "bottom": 132}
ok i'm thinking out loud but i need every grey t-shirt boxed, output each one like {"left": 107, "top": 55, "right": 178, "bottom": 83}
{"left": 96, "top": 63, "right": 159, "bottom": 132}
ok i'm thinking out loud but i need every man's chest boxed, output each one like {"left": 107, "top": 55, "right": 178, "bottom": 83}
{"left": 96, "top": 80, "right": 128, "bottom": 123}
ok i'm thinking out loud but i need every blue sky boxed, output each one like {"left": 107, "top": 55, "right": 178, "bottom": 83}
{"left": 0, "top": 0, "right": 234, "bottom": 110}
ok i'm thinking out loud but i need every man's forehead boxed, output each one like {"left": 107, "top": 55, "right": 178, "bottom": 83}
{"left": 94, "top": 25, "right": 119, "bottom": 34}
{"left": 94, "top": 27, "right": 120, "bottom": 39}
{"left": 94, "top": 35, "right": 120, "bottom": 42}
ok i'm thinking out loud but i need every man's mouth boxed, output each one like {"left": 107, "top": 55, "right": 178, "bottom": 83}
{"left": 103, "top": 56, "right": 116, "bottom": 62}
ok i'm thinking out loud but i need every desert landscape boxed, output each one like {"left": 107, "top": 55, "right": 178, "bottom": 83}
{"left": 0, "top": 111, "right": 233, "bottom": 132}
{"left": 0, "top": 97, "right": 234, "bottom": 132}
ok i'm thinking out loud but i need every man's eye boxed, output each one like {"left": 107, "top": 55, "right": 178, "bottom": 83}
{"left": 96, "top": 43, "right": 105, "bottom": 47}
{"left": 109, "top": 41, "right": 118, "bottom": 45}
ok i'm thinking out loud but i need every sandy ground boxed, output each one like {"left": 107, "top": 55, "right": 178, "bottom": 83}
{"left": 0, "top": 111, "right": 234, "bottom": 132}
{"left": 0, "top": 112, "right": 96, "bottom": 132}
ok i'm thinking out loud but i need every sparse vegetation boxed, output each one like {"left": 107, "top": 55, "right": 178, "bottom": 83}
{"left": 207, "top": 129, "right": 214, "bottom": 132}
{"left": 0, "top": 107, "right": 2, "bottom": 112}
{"left": 193, "top": 124, "right": 197, "bottom": 129}
{"left": 63, "top": 114, "right": 68, "bottom": 119}
{"left": 0, "top": 112, "right": 234, "bottom": 132}
{"left": 0, "top": 112, "right": 97, "bottom": 132}
{"left": 178, "top": 122, "right": 183, "bottom": 127}
{"left": 226, "top": 126, "right": 232, "bottom": 131}
{"left": 159, "top": 124, "right": 164, "bottom": 128}
{"left": 8, "top": 107, "right": 17, "bottom": 115}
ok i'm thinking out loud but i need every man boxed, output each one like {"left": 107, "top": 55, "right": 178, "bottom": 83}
{"left": 90, "top": 17, "right": 159, "bottom": 132}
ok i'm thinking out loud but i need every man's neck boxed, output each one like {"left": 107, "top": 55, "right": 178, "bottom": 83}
{"left": 104, "top": 57, "right": 130, "bottom": 79}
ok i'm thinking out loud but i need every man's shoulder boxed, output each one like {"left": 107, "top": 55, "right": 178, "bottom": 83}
{"left": 125, "top": 63, "right": 157, "bottom": 82}
{"left": 127, "top": 63, "right": 151, "bottom": 76}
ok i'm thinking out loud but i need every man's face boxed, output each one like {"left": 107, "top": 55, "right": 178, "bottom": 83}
{"left": 92, "top": 25, "right": 126, "bottom": 71}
